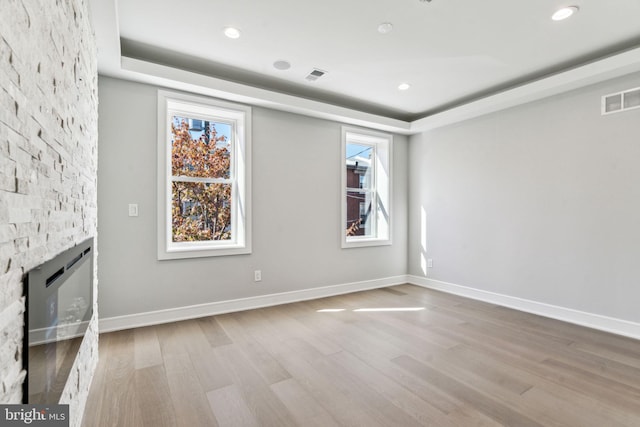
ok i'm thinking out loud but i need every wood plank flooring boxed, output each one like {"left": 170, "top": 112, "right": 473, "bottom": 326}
{"left": 82, "top": 285, "right": 640, "bottom": 426}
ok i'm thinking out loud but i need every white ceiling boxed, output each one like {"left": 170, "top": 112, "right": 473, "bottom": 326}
{"left": 91, "top": 0, "right": 640, "bottom": 133}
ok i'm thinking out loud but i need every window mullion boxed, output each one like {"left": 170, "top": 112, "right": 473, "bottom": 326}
{"left": 171, "top": 176, "right": 232, "bottom": 184}
{"left": 371, "top": 144, "right": 377, "bottom": 237}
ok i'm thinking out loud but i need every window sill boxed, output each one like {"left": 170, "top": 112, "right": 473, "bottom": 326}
{"left": 342, "top": 238, "right": 392, "bottom": 249}
{"left": 158, "top": 244, "right": 251, "bottom": 260}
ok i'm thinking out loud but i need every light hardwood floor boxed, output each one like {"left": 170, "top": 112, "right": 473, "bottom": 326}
{"left": 82, "top": 285, "right": 640, "bottom": 426}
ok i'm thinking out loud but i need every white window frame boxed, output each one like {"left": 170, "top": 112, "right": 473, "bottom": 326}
{"left": 157, "top": 90, "right": 251, "bottom": 259}
{"left": 341, "top": 126, "right": 392, "bottom": 248}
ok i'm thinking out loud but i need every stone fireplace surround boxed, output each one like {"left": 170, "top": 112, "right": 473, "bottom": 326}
{"left": 0, "top": 1, "right": 99, "bottom": 426}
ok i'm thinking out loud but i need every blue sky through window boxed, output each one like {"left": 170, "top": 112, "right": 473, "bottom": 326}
{"left": 173, "top": 116, "right": 232, "bottom": 148}
{"left": 346, "top": 143, "right": 372, "bottom": 160}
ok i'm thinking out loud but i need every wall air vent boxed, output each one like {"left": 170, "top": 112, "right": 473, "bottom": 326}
{"left": 306, "top": 68, "right": 327, "bottom": 82}
{"left": 602, "top": 87, "right": 640, "bottom": 115}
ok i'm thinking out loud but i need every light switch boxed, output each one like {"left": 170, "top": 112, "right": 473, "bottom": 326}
{"left": 128, "top": 204, "right": 139, "bottom": 217}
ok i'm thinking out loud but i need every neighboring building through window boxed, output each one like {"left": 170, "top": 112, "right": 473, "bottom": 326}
{"left": 157, "top": 90, "right": 251, "bottom": 259}
{"left": 342, "top": 127, "right": 392, "bottom": 248}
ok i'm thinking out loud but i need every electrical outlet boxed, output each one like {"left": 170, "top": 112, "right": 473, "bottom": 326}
{"left": 128, "top": 204, "right": 138, "bottom": 217}
{"left": 427, "top": 259, "right": 433, "bottom": 268}
{"left": 254, "top": 270, "right": 262, "bottom": 282}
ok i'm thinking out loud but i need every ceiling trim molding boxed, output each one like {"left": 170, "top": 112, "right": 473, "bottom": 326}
{"left": 120, "top": 57, "right": 413, "bottom": 134}
{"left": 411, "top": 46, "right": 640, "bottom": 133}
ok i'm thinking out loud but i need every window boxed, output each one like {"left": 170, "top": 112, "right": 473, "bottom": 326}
{"left": 157, "top": 91, "right": 251, "bottom": 259}
{"left": 342, "top": 126, "right": 392, "bottom": 248}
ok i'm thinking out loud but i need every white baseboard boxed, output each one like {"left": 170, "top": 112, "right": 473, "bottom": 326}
{"left": 408, "top": 275, "right": 640, "bottom": 340}
{"left": 99, "top": 274, "right": 640, "bottom": 340}
{"left": 99, "top": 275, "right": 409, "bottom": 333}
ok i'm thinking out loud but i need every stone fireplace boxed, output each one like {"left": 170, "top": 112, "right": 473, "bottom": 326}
{"left": 24, "top": 238, "right": 94, "bottom": 404}
{"left": 0, "top": 1, "right": 99, "bottom": 426}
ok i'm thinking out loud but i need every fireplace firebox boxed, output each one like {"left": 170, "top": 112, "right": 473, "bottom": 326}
{"left": 23, "top": 237, "right": 94, "bottom": 404}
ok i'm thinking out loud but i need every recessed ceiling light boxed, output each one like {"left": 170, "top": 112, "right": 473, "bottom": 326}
{"left": 273, "top": 60, "right": 291, "bottom": 70}
{"left": 398, "top": 83, "right": 410, "bottom": 91}
{"left": 552, "top": 6, "right": 579, "bottom": 21}
{"left": 223, "top": 27, "right": 241, "bottom": 39}
{"left": 377, "top": 22, "right": 393, "bottom": 34}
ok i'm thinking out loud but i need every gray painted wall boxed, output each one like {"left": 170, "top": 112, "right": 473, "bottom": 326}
{"left": 408, "top": 71, "right": 640, "bottom": 323}
{"left": 97, "top": 76, "right": 408, "bottom": 319}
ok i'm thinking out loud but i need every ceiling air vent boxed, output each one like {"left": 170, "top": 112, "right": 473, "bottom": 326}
{"left": 602, "top": 87, "right": 640, "bottom": 115}
{"left": 306, "top": 68, "right": 327, "bottom": 82}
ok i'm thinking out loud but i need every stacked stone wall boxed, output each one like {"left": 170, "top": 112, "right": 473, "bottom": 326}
{"left": 0, "top": 1, "right": 98, "bottom": 426}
